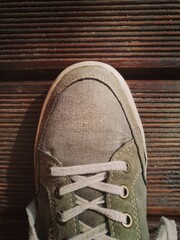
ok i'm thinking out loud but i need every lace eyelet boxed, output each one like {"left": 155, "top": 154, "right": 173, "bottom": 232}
{"left": 56, "top": 212, "right": 66, "bottom": 226}
{"left": 54, "top": 186, "right": 63, "bottom": 199}
{"left": 123, "top": 161, "right": 131, "bottom": 173}
{"left": 121, "top": 185, "right": 129, "bottom": 199}
{"left": 122, "top": 213, "right": 133, "bottom": 228}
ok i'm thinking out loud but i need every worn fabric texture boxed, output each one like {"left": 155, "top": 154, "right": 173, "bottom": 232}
{"left": 106, "top": 139, "right": 148, "bottom": 239}
{"left": 31, "top": 62, "right": 178, "bottom": 240}
{"left": 41, "top": 80, "right": 132, "bottom": 230}
{"left": 26, "top": 202, "right": 177, "bottom": 240}
{"left": 41, "top": 79, "right": 132, "bottom": 167}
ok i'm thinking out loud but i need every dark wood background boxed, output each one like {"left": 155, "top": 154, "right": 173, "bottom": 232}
{"left": 0, "top": 1, "right": 180, "bottom": 239}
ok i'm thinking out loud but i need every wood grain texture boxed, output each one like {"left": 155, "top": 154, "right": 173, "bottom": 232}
{"left": 0, "top": 0, "right": 180, "bottom": 70}
{"left": 0, "top": 79, "right": 179, "bottom": 239}
{"left": 0, "top": 1, "right": 180, "bottom": 239}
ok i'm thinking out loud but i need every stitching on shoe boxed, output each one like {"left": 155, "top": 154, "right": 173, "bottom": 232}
{"left": 43, "top": 182, "right": 57, "bottom": 239}
{"left": 121, "top": 140, "right": 141, "bottom": 239}
{"left": 121, "top": 140, "right": 134, "bottom": 154}
{"left": 108, "top": 140, "right": 134, "bottom": 239}
{"left": 62, "top": 72, "right": 146, "bottom": 179}
{"left": 39, "top": 152, "right": 58, "bottom": 239}
{"left": 108, "top": 172, "right": 116, "bottom": 238}
{"left": 136, "top": 196, "right": 146, "bottom": 217}
{"left": 69, "top": 180, "right": 78, "bottom": 236}
{"left": 39, "top": 150, "right": 78, "bottom": 237}
{"left": 38, "top": 69, "right": 145, "bottom": 238}
{"left": 131, "top": 169, "right": 141, "bottom": 240}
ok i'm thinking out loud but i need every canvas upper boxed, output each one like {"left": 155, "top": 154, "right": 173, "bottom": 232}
{"left": 34, "top": 61, "right": 149, "bottom": 240}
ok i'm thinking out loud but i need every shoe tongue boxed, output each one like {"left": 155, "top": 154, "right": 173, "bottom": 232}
{"left": 76, "top": 187, "right": 106, "bottom": 228}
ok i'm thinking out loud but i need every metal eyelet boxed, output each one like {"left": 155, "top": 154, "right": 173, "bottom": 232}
{"left": 121, "top": 185, "right": 129, "bottom": 199}
{"left": 123, "top": 161, "right": 131, "bottom": 173}
{"left": 122, "top": 213, "right": 133, "bottom": 228}
{"left": 56, "top": 212, "right": 66, "bottom": 226}
{"left": 54, "top": 186, "right": 63, "bottom": 199}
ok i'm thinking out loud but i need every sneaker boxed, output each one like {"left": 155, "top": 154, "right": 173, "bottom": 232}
{"left": 34, "top": 61, "right": 149, "bottom": 239}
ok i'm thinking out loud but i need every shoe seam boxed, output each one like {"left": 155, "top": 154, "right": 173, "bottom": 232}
{"left": 41, "top": 182, "right": 57, "bottom": 239}
{"left": 131, "top": 169, "right": 141, "bottom": 240}
{"left": 109, "top": 140, "right": 135, "bottom": 239}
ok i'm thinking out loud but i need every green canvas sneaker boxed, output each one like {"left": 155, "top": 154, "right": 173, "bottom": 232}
{"left": 27, "top": 61, "right": 176, "bottom": 240}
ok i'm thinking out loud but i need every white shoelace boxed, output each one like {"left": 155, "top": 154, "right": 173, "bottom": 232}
{"left": 50, "top": 161, "right": 130, "bottom": 240}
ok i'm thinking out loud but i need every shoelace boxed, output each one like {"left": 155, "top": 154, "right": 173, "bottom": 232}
{"left": 50, "top": 161, "right": 132, "bottom": 240}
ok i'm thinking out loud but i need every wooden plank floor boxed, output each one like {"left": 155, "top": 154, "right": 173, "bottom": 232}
{"left": 0, "top": 1, "right": 180, "bottom": 239}
{"left": 0, "top": 0, "right": 180, "bottom": 70}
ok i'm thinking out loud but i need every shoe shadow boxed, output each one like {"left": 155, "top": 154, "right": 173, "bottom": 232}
{"left": 5, "top": 87, "right": 49, "bottom": 239}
